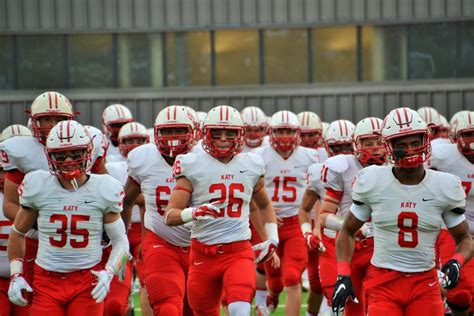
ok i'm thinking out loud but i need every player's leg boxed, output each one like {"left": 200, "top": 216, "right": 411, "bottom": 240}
{"left": 404, "top": 270, "right": 444, "bottom": 316}
{"left": 142, "top": 232, "right": 188, "bottom": 316}
{"left": 0, "top": 277, "right": 12, "bottom": 316}
{"left": 30, "top": 267, "right": 68, "bottom": 316}
{"left": 66, "top": 269, "right": 105, "bottom": 316}
{"left": 365, "top": 265, "right": 404, "bottom": 316}
{"left": 104, "top": 260, "right": 133, "bottom": 316}
{"left": 281, "top": 223, "right": 307, "bottom": 316}
{"left": 255, "top": 267, "right": 269, "bottom": 315}
{"left": 318, "top": 235, "right": 337, "bottom": 304}
{"left": 345, "top": 243, "right": 373, "bottom": 316}
{"left": 263, "top": 245, "right": 283, "bottom": 311}
{"left": 224, "top": 246, "right": 256, "bottom": 316}
{"left": 187, "top": 248, "right": 223, "bottom": 316}
{"left": 306, "top": 250, "right": 323, "bottom": 316}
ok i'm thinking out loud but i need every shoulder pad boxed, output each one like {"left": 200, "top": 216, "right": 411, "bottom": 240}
{"left": 241, "top": 152, "right": 265, "bottom": 176}
{"left": 352, "top": 166, "right": 378, "bottom": 196}
{"left": 251, "top": 146, "right": 264, "bottom": 156}
{"left": 175, "top": 152, "right": 198, "bottom": 178}
{"left": 105, "top": 161, "right": 128, "bottom": 184}
{"left": 127, "top": 144, "right": 156, "bottom": 170}
{"left": 434, "top": 171, "right": 466, "bottom": 203}
{"left": 308, "top": 162, "right": 324, "bottom": 175}
{"left": 301, "top": 147, "right": 321, "bottom": 163}
{"left": 325, "top": 155, "right": 349, "bottom": 174}
{"left": 20, "top": 170, "right": 49, "bottom": 198}
{"left": 431, "top": 143, "right": 454, "bottom": 161}
{"left": 97, "top": 175, "right": 124, "bottom": 204}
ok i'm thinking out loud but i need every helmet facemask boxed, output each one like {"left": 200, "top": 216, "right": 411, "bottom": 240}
{"left": 155, "top": 125, "right": 194, "bottom": 157}
{"left": 457, "top": 129, "right": 474, "bottom": 159}
{"left": 203, "top": 127, "right": 244, "bottom": 158}
{"left": 119, "top": 136, "right": 149, "bottom": 157}
{"left": 300, "top": 130, "right": 322, "bottom": 149}
{"left": 354, "top": 135, "right": 386, "bottom": 166}
{"left": 106, "top": 120, "right": 133, "bottom": 144}
{"left": 270, "top": 128, "right": 299, "bottom": 152}
{"left": 47, "top": 146, "right": 92, "bottom": 188}
{"left": 244, "top": 125, "right": 267, "bottom": 148}
{"left": 384, "top": 132, "right": 431, "bottom": 168}
{"left": 32, "top": 114, "right": 73, "bottom": 145}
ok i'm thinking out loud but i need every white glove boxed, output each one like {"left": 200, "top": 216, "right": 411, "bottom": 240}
{"left": 358, "top": 223, "right": 373, "bottom": 238}
{"left": 252, "top": 238, "right": 279, "bottom": 264}
{"left": 8, "top": 274, "right": 33, "bottom": 307}
{"left": 181, "top": 203, "right": 221, "bottom": 222}
{"left": 91, "top": 269, "right": 114, "bottom": 303}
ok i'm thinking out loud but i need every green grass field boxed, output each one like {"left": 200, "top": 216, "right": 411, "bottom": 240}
{"left": 132, "top": 290, "right": 310, "bottom": 316}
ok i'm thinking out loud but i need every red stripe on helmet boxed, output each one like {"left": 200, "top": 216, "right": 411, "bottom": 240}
{"left": 66, "top": 121, "right": 71, "bottom": 140}
{"left": 54, "top": 93, "right": 58, "bottom": 109}
{"left": 469, "top": 112, "right": 473, "bottom": 125}
{"left": 344, "top": 120, "right": 348, "bottom": 136}
{"left": 338, "top": 121, "right": 343, "bottom": 135}
{"left": 174, "top": 106, "right": 177, "bottom": 121}
{"left": 220, "top": 107, "right": 223, "bottom": 121}
{"left": 225, "top": 106, "right": 229, "bottom": 121}
{"left": 48, "top": 92, "right": 53, "bottom": 109}
{"left": 395, "top": 109, "right": 403, "bottom": 126}
{"left": 370, "top": 118, "right": 375, "bottom": 130}
{"left": 403, "top": 108, "right": 410, "bottom": 127}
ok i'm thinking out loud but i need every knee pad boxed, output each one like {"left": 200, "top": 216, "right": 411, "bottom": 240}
{"left": 448, "top": 291, "right": 471, "bottom": 312}
{"left": 266, "top": 275, "right": 284, "bottom": 295}
{"left": 283, "top": 265, "right": 304, "bottom": 287}
{"left": 226, "top": 283, "right": 255, "bottom": 304}
{"left": 153, "top": 302, "right": 182, "bottom": 316}
{"left": 228, "top": 301, "right": 251, "bottom": 316}
{"left": 145, "top": 274, "right": 184, "bottom": 305}
{"left": 104, "top": 298, "right": 128, "bottom": 316}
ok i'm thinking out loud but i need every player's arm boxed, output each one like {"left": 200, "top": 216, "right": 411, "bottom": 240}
{"left": 319, "top": 188, "right": 344, "bottom": 230}
{"left": 164, "top": 177, "right": 193, "bottom": 226}
{"left": 249, "top": 200, "right": 268, "bottom": 240}
{"left": 91, "top": 156, "right": 108, "bottom": 174}
{"left": 298, "top": 189, "right": 319, "bottom": 233}
{"left": 336, "top": 210, "right": 365, "bottom": 265}
{"left": 122, "top": 176, "right": 142, "bottom": 229}
{"left": 7, "top": 205, "right": 37, "bottom": 263}
{"left": 103, "top": 212, "right": 130, "bottom": 273}
{"left": 447, "top": 220, "right": 472, "bottom": 264}
{"left": 3, "top": 172, "right": 23, "bottom": 221}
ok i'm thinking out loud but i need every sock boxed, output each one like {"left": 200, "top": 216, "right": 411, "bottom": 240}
{"left": 255, "top": 289, "right": 267, "bottom": 306}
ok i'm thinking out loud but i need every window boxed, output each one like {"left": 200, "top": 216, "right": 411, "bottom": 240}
{"left": 68, "top": 34, "right": 114, "bottom": 88}
{"left": 118, "top": 33, "right": 163, "bottom": 88}
{"left": 362, "top": 26, "right": 407, "bottom": 81}
{"left": 312, "top": 26, "right": 357, "bottom": 82}
{"left": 458, "top": 22, "right": 474, "bottom": 78}
{"left": 0, "top": 36, "right": 14, "bottom": 90}
{"left": 215, "top": 30, "right": 259, "bottom": 85}
{"left": 17, "top": 35, "right": 65, "bottom": 89}
{"left": 407, "top": 23, "right": 457, "bottom": 80}
{"left": 264, "top": 29, "right": 308, "bottom": 84}
{"left": 166, "top": 32, "right": 211, "bottom": 86}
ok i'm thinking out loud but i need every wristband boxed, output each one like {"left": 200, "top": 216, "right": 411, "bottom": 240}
{"left": 301, "top": 222, "right": 312, "bottom": 235}
{"left": 325, "top": 214, "right": 344, "bottom": 231}
{"left": 10, "top": 258, "right": 24, "bottom": 276}
{"left": 452, "top": 253, "right": 466, "bottom": 266}
{"left": 337, "top": 260, "right": 351, "bottom": 276}
{"left": 180, "top": 208, "right": 194, "bottom": 223}
{"left": 264, "top": 223, "right": 279, "bottom": 243}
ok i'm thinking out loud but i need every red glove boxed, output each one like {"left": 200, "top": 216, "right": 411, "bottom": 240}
{"left": 304, "top": 232, "right": 322, "bottom": 252}
{"left": 191, "top": 204, "right": 221, "bottom": 221}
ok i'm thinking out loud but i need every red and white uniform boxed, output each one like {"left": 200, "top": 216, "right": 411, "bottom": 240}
{"left": 429, "top": 142, "right": 474, "bottom": 310}
{"left": 127, "top": 143, "right": 192, "bottom": 315}
{"left": 175, "top": 150, "right": 264, "bottom": 315}
{"left": 351, "top": 165, "right": 465, "bottom": 314}
{"left": 307, "top": 163, "right": 326, "bottom": 200}
{"left": 20, "top": 170, "right": 123, "bottom": 273}
{"left": 106, "top": 143, "right": 120, "bottom": 157}
{"left": 253, "top": 145, "right": 319, "bottom": 295}
{"left": 320, "top": 154, "right": 371, "bottom": 315}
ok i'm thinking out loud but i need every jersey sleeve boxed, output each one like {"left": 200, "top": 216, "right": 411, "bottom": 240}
{"left": 98, "top": 175, "right": 125, "bottom": 214}
{"left": 350, "top": 202, "right": 372, "bottom": 222}
{"left": 126, "top": 145, "right": 150, "bottom": 184}
{"left": 322, "top": 157, "right": 347, "bottom": 192}
{"left": 174, "top": 152, "right": 198, "bottom": 180}
{"left": 0, "top": 137, "right": 29, "bottom": 172}
{"left": 245, "top": 152, "right": 265, "bottom": 177}
{"left": 351, "top": 166, "right": 378, "bottom": 205}
{"left": 18, "top": 170, "right": 47, "bottom": 209}
{"left": 307, "top": 163, "right": 323, "bottom": 194}
{"left": 439, "top": 173, "right": 466, "bottom": 211}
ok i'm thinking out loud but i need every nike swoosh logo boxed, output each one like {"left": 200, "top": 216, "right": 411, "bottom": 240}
{"left": 153, "top": 245, "right": 162, "bottom": 248}
{"left": 429, "top": 282, "right": 438, "bottom": 287}
{"left": 333, "top": 284, "right": 346, "bottom": 297}
{"left": 422, "top": 198, "right": 434, "bottom": 201}
{"left": 91, "top": 282, "right": 98, "bottom": 286}
{"left": 294, "top": 166, "right": 306, "bottom": 169}
{"left": 239, "top": 170, "right": 247, "bottom": 173}
{"left": 26, "top": 258, "right": 35, "bottom": 263}
{"left": 84, "top": 200, "right": 94, "bottom": 204}
{"left": 194, "top": 261, "right": 204, "bottom": 266}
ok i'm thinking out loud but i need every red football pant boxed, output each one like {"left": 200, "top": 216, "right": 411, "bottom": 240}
{"left": 101, "top": 246, "right": 132, "bottom": 316}
{"left": 365, "top": 265, "right": 444, "bottom": 316}
{"left": 435, "top": 228, "right": 474, "bottom": 311}
{"left": 187, "top": 240, "right": 256, "bottom": 316}
{"left": 142, "top": 230, "right": 192, "bottom": 316}
{"left": 265, "top": 216, "right": 308, "bottom": 295}
{"left": 30, "top": 264, "right": 104, "bottom": 316}
{"left": 128, "top": 223, "right": 144, "bottom": 286}
{"left": 317, "top": 234, "right": 337, "bottom": 303}
{"left": 307, "top": 250, "right": 323, "bottom": 294}
{"left": 0, "top": 277, "right": 29, "bottom": 316}
{"left": 23, "top": 237, "right": 38, "bottom": 285}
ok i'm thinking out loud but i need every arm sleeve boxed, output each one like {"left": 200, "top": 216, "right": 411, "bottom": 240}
{"left": 442, "top": 211, "right": 466, "bottom": 229}
{"left": 350, "top": 202, "right": 372, "bottom": 222}
{"left": 104, "top": 218, "right": 130, "bottom": 272}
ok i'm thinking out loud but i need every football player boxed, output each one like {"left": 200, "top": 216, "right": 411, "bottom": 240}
{"left": 333, "top": 108, "right": 472, "bottom": 315}
{"left": 429, "top": 110, "right": 474, "bottom": 315}
{"left": 297, "top": 111, "right": 327, "bottom": 161}
{"left": 101, "top": 104, "right": 134, "bottom": 157}
{"left": 164, "top": 105, "right": 279, "bottom": 316}
{"left": 7, "top": 121, "right": 129, "bottom": 315}
{"left": 417, "top": 107, "right": 448, "bottom": 146}
{"left": 121, "top": 106, "right": 196, "bottom": 315}
{"left": 318, "top": 117, "right": 385, "bottom": 316}
{"left": 241, "top": 106, "right": 268, "bottom": 152}
{"left": 253, "top": 110, "right": 320, "bottom": 316}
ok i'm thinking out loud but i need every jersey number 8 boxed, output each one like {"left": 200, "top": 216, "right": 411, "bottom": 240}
{"left": 397, "top": 212, "right": 418, "bottom": 248}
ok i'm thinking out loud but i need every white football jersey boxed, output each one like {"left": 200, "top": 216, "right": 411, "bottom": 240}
{"left": 253, "top": 145, "right": 320, "bottom": 218}
{"left": 321, "top": 154, "right": 363, "bottom": 216}
{"left": 128, "top": 144, "right": 191, "bottom": 247}
{"left": 19, "top": 170, "right": 124, "bottom": 273}
{"left": 107, "top": 143, "right": 120, "bottom": 157}
{"left": 106, "top": 161, "right": 141, "bottom": 223}
{"left": 431, "top": 138, "right": 451, "bottom": 148}
{"left": 0, "top": 136, "right": 48, "bottom": 174}
{"left": 351, "top": 165, "right": 466, "bottom": 272}
{"left": 307, "top": 163, "right": 326, "bottom": 199}
{"left": 429, "top": 143, "right": 474, "bottom": 233}
{"left": 317, "top": 147, "right": 329, "bottom": 163}
{"left": 106, "top": 154, "right": 126, "bottom": 163}
{"left": 0, "top": 192, "right": 12, "bottom": 278}
{"left": 175, "top": 151, "right": 264, "bottom": 244}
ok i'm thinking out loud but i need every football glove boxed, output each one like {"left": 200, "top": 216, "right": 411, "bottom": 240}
{"left": 440, "top": 259, "right": 461, "bottom": 289}
{"left": 332, "top": 275, "right": 358, "bottom": 316}
{"left": 8, "top": 274, "right": 33, "bottom": 307}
